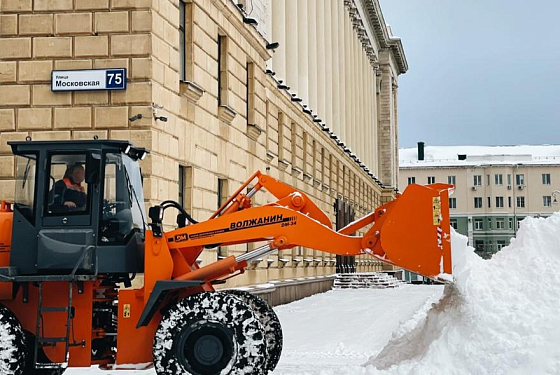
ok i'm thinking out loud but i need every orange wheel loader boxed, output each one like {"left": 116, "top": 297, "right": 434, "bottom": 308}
{"left": 0, "top": 140, "right": 453, "bottom": 375}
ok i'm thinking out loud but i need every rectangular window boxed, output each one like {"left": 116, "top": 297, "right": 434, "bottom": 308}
{"left": 474, "top": 219, "right": 483, "bottom": 230}
{"left": 178, "top": 166, "right": 185, "bottom": 207}
{"left": 487, "top": 196, "right": 491, "bottom": 208}
{"left": 473, "top": 175, "right": 482, "bottom": 186}
{"left": 474, "top": 239, "right": 484, "bottom": 252}
{"left": 508, "top": 218, "right": 513, "bottom": 229}
{"left": 488, "top": 217, "right": 492, "bottom": 229}
{"left": 507, "top": 174, "right": 512, "bottom": 185}
{"left": 495, "top": 196, "right": 504, "bottom": 208}
{"left": 46, "top": 153, "right": 89, "bottom": 215}
{"left": 407, "top": 176, "right": 416, "bottom": 185}
{"left": 496, "top": 218, "right": 505, "bottom": 229}
{"left": 474, "top": 197, "right": 482, "bottom": 208}
{"left": 427, "top": 176, "right": 435, "bottom": 184}
{"left": 449, "top": 197, "right": 457, "bottom": 209}
{"left": 486, "top": 174, "right": 490, "bottom": 186}
{"left": 542, "top": 173, "right": 551, "bottom": 185}
{"left": 179, "top": 1, "right": 186, "bottom": 81}
{"left": 543, "top": 196, "right": 552, "bottom": 207}
{"left": 448, "top": 175, "right": 456, "bottom": 185}
{"left": 508, "top": 196, "right": 512, "bottom": 208}
{"left": 516, "top": 174, "right": 525, "bottom": 186}
{"left": 516, "top": 196, "right": 525, "bottom": 208}
{"left": 450, "top": 219, "right": 458, "bottom": 230}
{"left": 494, "top": 174, "right": 503, "bottom": 185}
{"left": 15, "top": 154, "right": 37, "bottom": 223}
{"left": 497, "top": 240, "right": 506, "bottom": 250}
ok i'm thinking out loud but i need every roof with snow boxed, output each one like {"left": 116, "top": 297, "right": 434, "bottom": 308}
{"left": 400, "top": 145, "right": 560, "bottom": 168}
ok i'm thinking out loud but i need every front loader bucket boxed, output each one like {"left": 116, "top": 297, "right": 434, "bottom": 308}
{"left": 375, "top": 183, "right": 453, "bottom": 281}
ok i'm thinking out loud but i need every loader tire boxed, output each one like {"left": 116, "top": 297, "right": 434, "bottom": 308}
{"left": 153, "top": 292, "right": 266, "bottom": 375}
{"left": 0, "top": 304, "right": 26, "bottom": 375}
{"left": 224, "top": 290, "right": 283, "bottom": 373}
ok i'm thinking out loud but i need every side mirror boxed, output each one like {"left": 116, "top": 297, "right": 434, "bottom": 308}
{"left": 86, "top": 151, "right": 102, "bottom": 184}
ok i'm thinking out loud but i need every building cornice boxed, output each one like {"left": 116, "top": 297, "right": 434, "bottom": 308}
{"left": 346, "top": 0, "right": 408, "bottom": 74}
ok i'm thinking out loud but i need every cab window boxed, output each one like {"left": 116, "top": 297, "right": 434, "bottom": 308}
{"left": 46, "top": 154, "right": 89, "bottom": 215}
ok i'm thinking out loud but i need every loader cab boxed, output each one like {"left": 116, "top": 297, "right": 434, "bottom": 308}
{"left": 9, "top": 140, "right": 148, "bottom": 277}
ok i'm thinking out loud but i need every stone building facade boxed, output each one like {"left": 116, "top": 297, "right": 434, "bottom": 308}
{"left": 400, "top": 144, "right": 560, "bottom": 259}
{"left": 0, "top": 0, "right": 407, "bottom": 287}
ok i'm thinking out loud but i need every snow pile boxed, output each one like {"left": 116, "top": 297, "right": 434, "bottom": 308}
{"left": 367, "top": 213, "right": 560, "bottom": 374}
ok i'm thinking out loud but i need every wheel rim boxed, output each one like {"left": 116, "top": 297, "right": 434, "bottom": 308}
{"left": 179, "top": 322, "right": 235, "bottom": 375}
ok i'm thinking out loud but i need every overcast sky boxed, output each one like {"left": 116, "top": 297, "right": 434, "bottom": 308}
{"left": 378, "top": 0, "right": 560, "bottom": 148}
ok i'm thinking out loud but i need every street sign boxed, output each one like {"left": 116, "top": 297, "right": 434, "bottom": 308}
{"left": 51, "top": 69, "right": 127, "bottom": 92}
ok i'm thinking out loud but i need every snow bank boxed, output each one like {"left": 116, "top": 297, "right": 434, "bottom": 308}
{"left": 367, "top": 213, "right": 560, "bottom": 375}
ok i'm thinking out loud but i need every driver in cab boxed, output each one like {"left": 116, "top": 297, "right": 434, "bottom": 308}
{"left": 49, "top": 163, "right": 87, "bottom": 212}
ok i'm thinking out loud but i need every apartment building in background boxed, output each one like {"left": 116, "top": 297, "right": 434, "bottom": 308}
{"left": 399, "top": 143, "right": 560, "bottom": 259}
{"left": 0, "top": 0, "right": 406, "bottom": 290}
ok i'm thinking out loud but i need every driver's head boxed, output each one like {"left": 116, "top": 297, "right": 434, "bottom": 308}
{"left": 66, "top": 164, "right": 85, "bottom": 184}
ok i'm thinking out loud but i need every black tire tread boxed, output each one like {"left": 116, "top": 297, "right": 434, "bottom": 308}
{"left": 0, "top": 304, "right": 26, "bottom": 375}
{"left": 153, "top": 292, "right": 266, "bottom": 375}
{"left": 224, "top": 290, "right": 283, "bottom": 374}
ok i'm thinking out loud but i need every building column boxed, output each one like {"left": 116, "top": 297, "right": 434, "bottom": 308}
{"left": 272, "top": 0, "right": 286, "bottom": 81}
{"left": 337, "top": 0, "right": 346, "bottom": 143}
{"left": 377, "top": 50, "right": 396, "bottom": 187}
{"left": 324, "top": 0, "right": 333, "bottom": 129}
{"left": 285, "top": 0, "right": 298, "bottom": 94}
{"left": 331, "top": 0, "right": 340, "bottom": 137}
{"left": 307, "top": 0, "right": 318, "bottom": 114}
{"left": 316, "top": 0, "right": 326, "bottom": 122}
{"left": 297, "top": 0, "right": 309, "bottom": 105}
{"left": 344, "top": 7, "right": 352, "bottom": 147}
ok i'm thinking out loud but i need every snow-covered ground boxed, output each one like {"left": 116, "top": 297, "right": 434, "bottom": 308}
{"left": 66, "top": 286, "right": 443, "bottom": 375}
{"left": 68, "top": 212, "right": 560, "bottom": 374}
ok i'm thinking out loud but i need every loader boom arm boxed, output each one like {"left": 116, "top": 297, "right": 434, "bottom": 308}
{"left": 144, "top": 172, "right": 453, "bottom": 306}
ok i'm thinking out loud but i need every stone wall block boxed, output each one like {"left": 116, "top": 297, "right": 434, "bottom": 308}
{"left": 0, "top": 156, "right": 15, "bottom": 178}
{"left": 54, "top": 108, "right": 92, "bottom": 129}
{"left": 93, "top": 59, "right": 130, "bottom": 74}
{"left": 18, "top": 108, "right": 53, "bottom": 130}
{"left": 54, "top": 60, "right": 93, "bottom": 70}
{"left": 0, "top": 86, "right": 31, "bottom": 106}
{"left": 95, "top": 11, "right": 129, "bottom": 33}
{"left": 94, "top": 106, "right": 128, "bottom": 128}
{"left": 131, "top": 58, "right": 152, "bottom": 79}
{"left": 74, "top": 91, "right": 109, "bottom": 105}
{"left": 0, "top": 110, "right": 16, "bottom": 131}
{"left": 31, "top": 131, "right": 71, "bottom": 141}
{"left": 132, "top": 10, "right": 152, "bottom": 32}
{"left": 20, "top": 14, "right": 54, "bottom": 35}
{"left": 75, "top": 0, "right": 110, "bottom": 10}
{"left": 0, "top": 133, "right": 28, "bottom": 154}
{"left": 73, "top": 130, "right": 109, "bottom": 140}
{"left": 0, "top": 62, "right": 17, "bottom": 83}
{"left": 0, "top": 15, "right": 18, "bottom": 36}
{"left": 33, "top": 85, "right": 71, "bottom": 106}
{"left": 111, "top": 82, "right": 151, "bottom": 104}
{"left": 1, "top": 0, "right": 32, "bottom": 12}
{"left": 34, "top": 0, "right": 73, "bottom": 11}
{"left": 111, "top": 34, "right": 151, "bottom": 56}
{"left": 19, "top": 61, "right": 53, "bottom": 82}
{"left": 0, "top": 38, "right": 32, "bottom": 59}
{"left": 75, "top": 36, "right": 109, "bottom": 57}
{"left": 56, "top": 13, "right": 93, "bottom": 34}
{"left": 33, "top": 37, "right": 72, "bottom": 58}
{"left": 111, "top": 0, "right": 151, "bottom": 9}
